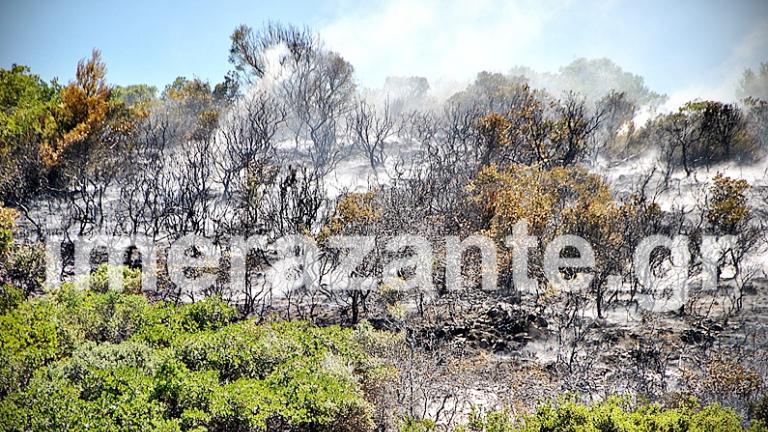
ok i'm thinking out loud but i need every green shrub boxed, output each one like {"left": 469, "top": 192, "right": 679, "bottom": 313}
{"left": 398, "top": 417, "right": 436, "bottom": 432}
{"left": 459, "top": 406, "right": 516, "bottom": 432}
{"left": 176, "top": 296, "right": 237, "bottom": 331}
{"left": 457, "top": 396, "right": 759, "bottom": 432}
{"left": 152, "top": 357, "right": 220, "bottom": 418}
{"left": 131, "top": 296, "right": 237, "bottom": 347}
{"left": 689, "top": 403, "right": 744, "bottom": 432}
{"left": 87, "top": 263, "right": 143, "bottom": 294}
{"left": 0, "top": 366, "right": 181, "bottom": 432}
{"left": 0, "top": 298, "right": 78, "bottom": 396}
{"left": 55, "top": 286, "right": 154, "bottom": 343}
{"left": 0, "top": 284, "right": 23, "bottom": 314}
{"left": 0, "top": 289, "right": 380, "bottom": 432}
{"left": 4, "top": 243, "right": 46, "bottom": 296}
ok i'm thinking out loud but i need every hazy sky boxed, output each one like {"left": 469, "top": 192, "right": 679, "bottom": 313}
{"left": 1, "top": 0, "right": 766, "bottom": 102}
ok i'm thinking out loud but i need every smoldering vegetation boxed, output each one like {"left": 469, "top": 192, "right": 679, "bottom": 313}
{"left": 2, "top": 21, "right": 768, "bottom": 432}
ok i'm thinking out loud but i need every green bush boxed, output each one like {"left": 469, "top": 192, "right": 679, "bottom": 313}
{"left": 0, "top": 298, "right": 78, "bottom": 396}
{"left": 86, "top": 263, "right": 143, "bottom": 294}
{"left": 132, "top": 296, "right": 237, "bottom": 347}
{"left": 0, "top": 284, "right": 23, "bottom": 314}
{"left": 456, "top": 396, "right": 764, "bottom": 432}
{"left": 175, "top": 296, "right": 237, "bottom": 332}
{"left": 398, "top": 417, "right": 436, "bottom": 432}
{"left": 0, "top": 289, "right": 380, "bottom": 432}
{"left": 55, "top": 285, "right": 154, "bottom": 343}
{"left": 459, "top": 406, "right": 516, "bottom": 432}
{"left": 4, "top": 243, "right": 46, "bottom": 296}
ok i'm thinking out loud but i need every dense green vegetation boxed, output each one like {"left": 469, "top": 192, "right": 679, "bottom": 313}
{"left": 0, "top": 279, "right": 385, "bottom": 431}
{"left": 453, "top": 397, "right": 768, "bottom": 432}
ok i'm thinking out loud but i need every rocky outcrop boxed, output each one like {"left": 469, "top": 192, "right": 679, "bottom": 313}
{"left": 417, "top": 301, "right": 549, "bottom": 353}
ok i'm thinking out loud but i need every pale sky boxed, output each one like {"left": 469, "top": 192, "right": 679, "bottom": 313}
{"left": 1, "top": 0, "right": 766, "bottom": 101}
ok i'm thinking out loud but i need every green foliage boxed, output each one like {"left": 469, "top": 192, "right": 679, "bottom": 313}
{"left": 161, "top": 76, "right": 220, "bottom": 139}
{"left": 3, "top": 242, "right": 46, "bottom": 296}
{"left": 177, "top": 296, "right": 238, "bottom": 331}
{"left": 55, "top": 285, "right": 154, "bottom": 343}
{"left": 87, "top": 263, "right": 144, "bottom": 294}
{"left": 459, "top": 406, "right": 516, "bottom": 432}
{"left": 0, "top": 66, "right": 58, "bottom": 190}
{"left": 517, "top": 58, "right": 666, "bottom": 107}
{"left": 0, "top": 297, "right": 76, "bottom": 396}
{"left": 0, "top": 289, "right": 379, "bottom": 432}
{"left": 630, "top": 99, "right": 760, "bottom": 171}
{"left": 0, "top": 284, "right": 23, "bottom": 314}
{"left": 707, "top": 173, "right": 751, "bottom": 234}
{"left": 398, "top": 416, "right": 436, "bottom": 432}
{"left": 0, "top": 64, "right": 55, "bottom": 116}
{"left": 113, "top": 83, "right": 157, "bottom": 108}
{"left": 456, "top": 396, "right": 760, "bottom": 432}
{"left": 685, "top": 100, "right": 754, "bottom": 163}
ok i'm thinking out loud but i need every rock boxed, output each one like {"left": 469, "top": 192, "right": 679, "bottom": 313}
{"left": 681, "top": 329, "right": 713, "bottom": 344}
{"left": 487, "top": 305, "right": 505, "bottom": 320}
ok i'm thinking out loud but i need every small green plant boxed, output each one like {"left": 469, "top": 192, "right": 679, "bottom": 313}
{"left": 398, "top": 416, "right": 436, "bottom": 432}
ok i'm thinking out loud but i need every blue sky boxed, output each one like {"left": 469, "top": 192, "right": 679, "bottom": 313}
{"left": 1, "top": 0, "right": 766, "bottom": 102}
